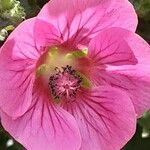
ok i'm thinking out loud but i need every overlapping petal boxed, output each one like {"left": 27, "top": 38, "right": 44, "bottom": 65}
{"left": 0, "top": 1, "right": 145, "bottom": 150}
{"left": 0, "top": 83, "right": 81, "bottom": 150}
{"left": 88, "top": 27, "right": 138, "bottom": 66}
{"left": 37, "top": 0, "right": 137, "bottom": 48}
{"left": 0, "top": 18, "right": 59, "bottom": 118}
{"left": 63, "top": 86, "right": 136, "bottom": 150}
{"left": 34, "top": 19, "right": 61, "bottom": 50}
{"left": 88, "top": 27, "right": 150, "bottom": 116}
{"left": 0, "top": 18, "right": 38, "bottom": 118}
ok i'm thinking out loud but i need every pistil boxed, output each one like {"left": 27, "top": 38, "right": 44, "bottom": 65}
{"left": 49, "top": 65, "right": 82, "bottom": 100}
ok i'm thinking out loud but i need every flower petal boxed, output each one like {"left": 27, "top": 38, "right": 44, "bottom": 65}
{"left": 63, "top": 86, "right": 136, "bottom": 150}
{"left": 90, "top": 27, "right": 150, "bottom": 116}
{"left": 0, "top": 18, "right": 39, "bottom": 118}
{"left": 0, "top": 86, "right": 81, "bottom": 150}
{"left": 34, "top": 19, "right": 61, "bottom": 50}
{"left": 88, "top": 27, "right": 138, "bottom": 66}
{"left": 96, "top": 70, "right": 150, "bottom": 118}
{"left": 37, "top": 0, "right": 137, "bottom": 47}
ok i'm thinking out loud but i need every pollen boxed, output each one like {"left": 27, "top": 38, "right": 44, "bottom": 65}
{"left": 49, "top": 65, "right": 82, "bottom": 100}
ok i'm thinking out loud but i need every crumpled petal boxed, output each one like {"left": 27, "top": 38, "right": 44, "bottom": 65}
{"left": 63, "top": 86, "right": 136, "bottom": 150}
{"left": 0, "top": 83, "right": 81, "bottom": 150}
{"left": 37, "top": 0, "right": 137, "bottom": 48}
{"left": 89, "top": 27, "right": 150, "bottom": 116}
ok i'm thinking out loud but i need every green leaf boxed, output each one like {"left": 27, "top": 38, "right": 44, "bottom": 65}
{"left": 0, "top": 0, "right": 14, "bottom": 10}
{"left": 0, "top": 0, "right": 26, "bottom": 29}
{"left": 132, "top": 0, "right": 150, "bottom": 21}
{"left": 138, "top": 111, "right": 150, "bottom": 138}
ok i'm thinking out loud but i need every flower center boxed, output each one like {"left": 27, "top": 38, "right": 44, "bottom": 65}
{"left": 49, "top": 65, "right": 82, "bottom": 100}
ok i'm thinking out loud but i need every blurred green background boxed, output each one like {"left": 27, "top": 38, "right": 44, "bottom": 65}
{"left": 0, "top": 0, "right": 150, "bottom": 149}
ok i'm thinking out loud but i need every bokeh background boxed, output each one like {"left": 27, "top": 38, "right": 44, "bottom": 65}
{"left": 0, "top": 0, "right": 150, "bottom": 149}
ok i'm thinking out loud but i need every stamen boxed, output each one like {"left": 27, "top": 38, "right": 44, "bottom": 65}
{"left": 49, "top": 65, "right": 82, "bottom": 100}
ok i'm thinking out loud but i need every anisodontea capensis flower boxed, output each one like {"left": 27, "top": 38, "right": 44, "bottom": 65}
{"left": 0, "top": 0, "right": 150, "bottom": 150}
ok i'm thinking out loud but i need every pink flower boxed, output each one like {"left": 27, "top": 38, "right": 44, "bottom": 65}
{"left": 0, "top": 0, "right": 150, "bottom": 150}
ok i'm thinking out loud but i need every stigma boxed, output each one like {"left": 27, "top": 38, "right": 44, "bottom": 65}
{"left": 49, "top": 65, "right": 82, "bottom": 100}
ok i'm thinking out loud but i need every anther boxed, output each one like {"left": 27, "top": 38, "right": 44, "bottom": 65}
{"left": 49, "top": 65, "right": 82, "bottom": 100}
